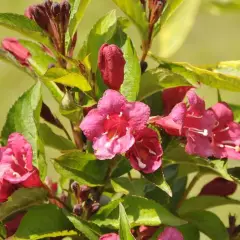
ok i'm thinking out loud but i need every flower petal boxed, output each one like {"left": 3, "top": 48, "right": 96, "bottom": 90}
{"left": 158, "top": 227, "right": 184, "bottom": 240}
{"left": 80, "top": 109, "right": 105, "bottom": 141}
{"left": 187, "top": 89, "right": 205, "bottom": 116}
{"left": 123, "top": 102, "right": 150, "bottom": 131}
{"left": 97, "top": 90, "right": 127, "bottom": 115}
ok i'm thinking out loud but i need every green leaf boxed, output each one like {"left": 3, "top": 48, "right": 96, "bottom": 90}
{"left": 0, "top": 13, "right": 49, "bottom": 45}
{"left": 111, "top": 0, "right": 148, "bottom": 40}
{"left": 15, "top": 204, "right": 76, "bottom": 240}
{"left": 1, "top": 82, "right": 46, "bottom": 176}
{"left": 178, "top": 196, "right": 240, "bottom": 216}
{"left": 164, "top": 139, "right": 234, "bottom": 181}
{"left": 120, "top": 38, "right": 141, "bottom": 101}
{"left": 111, "top": 177, "right": 146, "bottom": 196}
{"left": 154, "top": 0, "right": 184, "bottom": 36}
{"left": 0, "top": 223, "right": 6, "bottom": 240}
{"left": 54, "top": 151, "right": 109, "bottom": 186}
{"left": 158, "top": 61, "right": 240, "bottom": 92}
{"left": 157, "top": 0, "right": 201, "bottom": 57}
{"left": 213, "top": 60, "right": 240, "bottom": 77}
{"left": 44, "top": 68, "right": 92, "bottom": 92}
{"left": 19, "top": 40, "right": 56, "bottom": 76}
{"left": 92, "top": 196, "right": 186, "bottom": 228}
{"left": 68, "top": 0, "right": 91, "bottom": 39}
{"left": 176, "top": 224, "right": 200, "bottom": 240}
{"left": 111, "top": 157, "right": 132, "bottom": 178}
{"left": 143, "top": 169, "right": 172, "bottom": 197}
{"left": 86, "top": 10, "right": 117, "bottom": 72}
{"left": 183, "top": 210, "right": 229, "bottom": 240}
{"left": 0, "top": 188, "right": 47, "bottom": 222}
{"left": 66, "top": 214, "right": 101, "bottom": 240}
{"left": 137, "top": 67, "right": 191, "bottom": 101}
{"left": 119, "top": 203, "right": 135, "bottom": 240}
{"left": 229, "top": 104, "right": 240, "bottom": 122}
{"left": 39, "top": 123, "right": 75, "bottom": 151}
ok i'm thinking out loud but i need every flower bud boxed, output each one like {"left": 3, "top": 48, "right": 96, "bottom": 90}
{"left": 85, "top": 198, "right": 94, "bottom": 208}
{"left": 79, "top": 185, "right": 91, "bottom": 201}
{"left": 51, "top": 2, "right": 61, "bottom": 18}
{"left": 149, "top": 0, "right": 166, "bottom": 25}
{"left": 2, "top": 38, "right": 31, "bottom": 66}
{"left": 60, "top": 0, "right": 71, "bottom": 32}
{"left": 91, "top": 202, "right": 100, "bottom": 213}
{"left": 73, "top": 204, "right": 83, "bottom": 216}
{"left": 32, "top": 6, "right": 49, "bottom": 32}
{"left": 71, "top": 181, "right": 80, "bottom": 195}
{"left": 199, "top": 177, "right": 237, "bottom": 196}
{"left": 24, "top": 6, "right": 35, "bottom": 19}
{"left": 100, "top": 233, "right": 120, "bottom": 240}
{"left": 98, "top": 44, "right": 126, "bottom": 91}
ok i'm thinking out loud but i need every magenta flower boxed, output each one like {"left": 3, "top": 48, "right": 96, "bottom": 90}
{"left": 5, "top": 213, "right": 25, "bottom": 237}
{"left": 162, "top": 86, "right": 192, "bottom": 115}
{"left": 199, "top": 177, "right": 237, "bottom": 197}
{"left": 126, "top": 128, "right": 163, "bottom": 173}
{"left": 80, "top": 90, "right": 150, "bottom": 160}
{"left": 98, "top": 44, "right": 126, "bottom": 91}
{"left": 99, "top": 233, "right": 120, "bottom": 240}
{"left": 138, "top": 225, "right": 158, "bottom": 239}
{"left": 210, "top": 103, "right": 240, "bottom": 159}
{"left": 157, "top": 227, "right": 184, "bottom": 240}
{"left": 0, "top": 179, "right": 15, "bottom": 203}
{"left": 0, "top": 133, "right": 42, "bottom": 190}
{"left": 2, "top": 38, "right": 31, "bottom": 66}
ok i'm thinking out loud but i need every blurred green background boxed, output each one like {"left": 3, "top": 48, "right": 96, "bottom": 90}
{"left": 1, "top": 1, "right": 240, "bottom": 239}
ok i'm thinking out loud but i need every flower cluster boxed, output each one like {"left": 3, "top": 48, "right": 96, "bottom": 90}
{"left": 151, "top": 89, "right": 240, "bottom": 160}
{"left": 0, "top": 133, "right": 42, "bottom": 202}
{"left": 80, "top": 89, "right": 163, "bottom": 173}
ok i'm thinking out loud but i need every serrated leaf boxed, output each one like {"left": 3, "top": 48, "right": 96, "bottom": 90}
{"left": 1, "top": 82, "right": 46, "bottom": 176}
{"left": 178, "top": 196, "right": 240, "bottom": 216}
{"left": 183, "top": 210, "right": 229, "bottom": 240}
{"left": 157, "top": 0, "right": 201, "bottom": 57}
{"left": 44, "top": 68, "right": 91, "bottom": 92}
{"left": 120, "top": 38, "right": 141, "bottom": 101}
{"left": 111, "top": 0, "right": 148, "bottom": 40}
{"left": 19, "top": 40, "right": 56, "bottom": 76}
{"left": 39, "top": 123, "right": 75, "bottom": 151}
{"left": 54, "top": 151, "right": 108, "bottom": 186}
{"left": 92, "top": 196, "right": 186, "bottom": 228}
{"left": 143, "top": 169, "right": 172, "bottom": 197}
{"left": 157, "top": 60, "right": 240, "bottom": 92}
{"left": 119, "top": 204, "right": 135, "bottom": 240}
{"left": 68, "top": 0, "right": 91, "bottom": 40}
{"left": 66, "top": 214, "right": 101, "bottom": 240}
{"left": 154, "top": 0, "right": 184, "bottom": 36}
{"left": 137, "top": 67, "right": 191, "bottom": 101}
{"left": 0, "top": 13, "right": 49, "bottom": 45}
{"left": 15, "top": 204, "right": 76, "bottom": 240}
{"left": 0, "top": 188, "right": 47, "bottom": 222}
{"left": 86, "top": 10, "right": 117, "bottom": 72}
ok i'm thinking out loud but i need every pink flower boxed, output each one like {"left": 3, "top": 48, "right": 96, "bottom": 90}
{"left": 98, "top": 44, "right": 126, "bottom": 91}
{"left": 99, "top": 233, "right": 120, "bottom": 240}
{"left": 0, "top": 180, "right": 15, "bottom": 203}
{"left": 80, "top": 90, "right": 150, "bottom": 160}
{"left": 0, "top": 133, "right": 42, "bottom": 190}
{"left": 210, "top": 103, "right": 240, "bottom": 159}
{"left": 126, "top": 128, "right": 163, "bottom": 173}
{"left": 162, "top": 86, "right": 192, "bottom": 115}
{"left": 158, "top": 227, "right": 183, "bottom": 240}
{"left": 2, "top": 38, "right": 31, "bottom": 66}
{"left": 199, "top": 177, "right": 237, "bottom": 196}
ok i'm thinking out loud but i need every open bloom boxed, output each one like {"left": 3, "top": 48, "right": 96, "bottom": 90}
{"left": 126, "top": 128, "right": 163, "bottom": 173}
{"left": 99, "top": 233, "right": 119, "bottom": 240}
{"left": 199, "top": 177, "right": 237, "bottom": 196}
{"left": 158, "top": 227, "right": 184, "bottom": 240}
{"left": 80, "top": 90, "right": 150, "bottom": 160}
{"left": 0, "top": 133, "right": 42, "bottom": 201}
{"left": 2, "top": 38, "right": 31, "bottom": 66}
{"left": 98, "top": 44, "right": 125, "bottom": 91}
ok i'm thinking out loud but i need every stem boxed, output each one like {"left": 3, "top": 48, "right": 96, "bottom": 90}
{"left": 141, "top": 23, "right": 154, "bottom": 62}
{"left": 177, "top": 172, "right": 203, "bottom": 208}
{"left": 71, "top": 122, "right": 84, "bottom": 150}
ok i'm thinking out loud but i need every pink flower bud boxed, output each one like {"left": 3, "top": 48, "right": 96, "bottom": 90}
{"left": 139, "top": 225, "right": 158, "bottom": 240}
{"left": 157, "top": 227, "right": 183, "bottom": 240}
{"left": 98, "top": 44, "right": 126, "bottom": 91}
{"left": 2, "top": 38, "right": 31, "bottom": 66}
{"left": 199, "top": 177, "right": 237, "bottom": 197}
{"left": 99, "top": 233, "right": 120, "bottom": 240}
